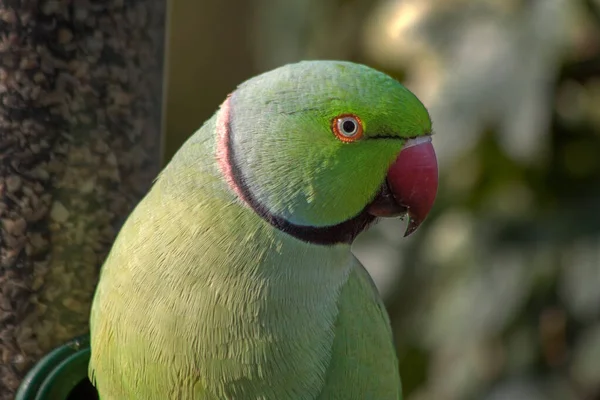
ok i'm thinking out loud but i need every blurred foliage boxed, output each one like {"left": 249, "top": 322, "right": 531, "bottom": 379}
{"left": 164, "top": 0, "right": 600, "bottom": 399}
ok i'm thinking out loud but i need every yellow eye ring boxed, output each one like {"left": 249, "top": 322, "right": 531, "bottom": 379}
{"left": 332, "top": 114, "right": 364, "bottom": 142}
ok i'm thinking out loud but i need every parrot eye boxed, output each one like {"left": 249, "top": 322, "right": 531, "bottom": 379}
{"left": 332, "top": 114, "right": 364, "bottom": 142}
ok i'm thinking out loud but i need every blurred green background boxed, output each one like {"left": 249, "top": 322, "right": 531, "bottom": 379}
{"left": 164, "top": 0, "right": 600, "bottom": 399}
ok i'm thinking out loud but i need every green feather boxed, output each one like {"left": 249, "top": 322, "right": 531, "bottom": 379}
{"left": 89, "top": 60, "right": 431, "bottom": 399}
{"left": 230, "top": 60, "right": 431, "bottom": 226}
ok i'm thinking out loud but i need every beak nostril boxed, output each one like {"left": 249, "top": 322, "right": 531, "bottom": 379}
{"left": 402, "top": 135, "right": 432, "bottom": 149}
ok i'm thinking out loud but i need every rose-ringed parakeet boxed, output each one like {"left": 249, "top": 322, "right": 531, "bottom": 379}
{"left": 89, "top": 60, "right": 438, "bottom": 399}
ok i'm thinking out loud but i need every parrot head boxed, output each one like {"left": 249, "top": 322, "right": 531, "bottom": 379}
{"left": 216, "top": 60, "right": 438, "bottom": 245}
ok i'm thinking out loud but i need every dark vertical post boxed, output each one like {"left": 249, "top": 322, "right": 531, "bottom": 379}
{"left": 0, "top": 0, "right": 166, "bottom": 397}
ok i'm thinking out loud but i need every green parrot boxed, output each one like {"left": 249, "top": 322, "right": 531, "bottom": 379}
{"left": 89, "top": 60, "right": 438, "bottom": 399}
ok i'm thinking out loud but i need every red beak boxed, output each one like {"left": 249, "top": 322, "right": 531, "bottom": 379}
{"left": 367, "top": 136, "right": 438, "bottom": 236}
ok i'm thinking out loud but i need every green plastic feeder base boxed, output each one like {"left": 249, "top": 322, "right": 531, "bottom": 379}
{"left": 15, "top": 335, "right": 99, "bottom": 400}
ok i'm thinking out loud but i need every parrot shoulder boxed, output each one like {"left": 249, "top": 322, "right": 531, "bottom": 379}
{"left": 318, "top": 257, "right": 402, "bottom": 400}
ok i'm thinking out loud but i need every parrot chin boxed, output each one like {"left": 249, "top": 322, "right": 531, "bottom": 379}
{"left": 366, "top": 136, "right": 438, "bottom": 237}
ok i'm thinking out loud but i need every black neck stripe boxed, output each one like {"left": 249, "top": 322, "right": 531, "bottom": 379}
{"left": 225, "top": 100, "right": 376, "bottom": 246}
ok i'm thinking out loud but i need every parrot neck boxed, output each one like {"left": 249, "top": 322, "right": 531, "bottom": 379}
{"left": 188, "top": 196, "right": 355, "bottom": 392}
{"left": 136, "top": 117, "right": 359, "bottom": 396}
{"left": 215, "top": 95, "right": 376, "bottom": 247}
